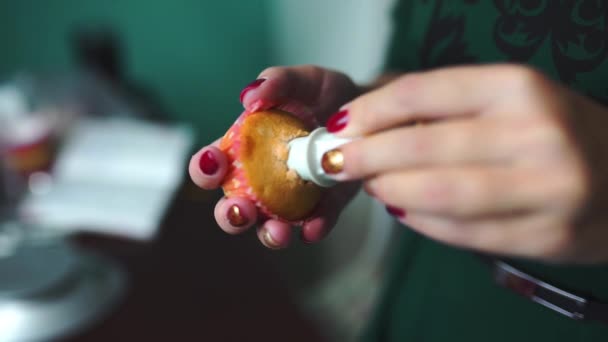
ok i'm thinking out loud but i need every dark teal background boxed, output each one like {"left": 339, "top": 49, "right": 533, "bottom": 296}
{"left": 0, "top": 0, "right": 275, "bottom": 141}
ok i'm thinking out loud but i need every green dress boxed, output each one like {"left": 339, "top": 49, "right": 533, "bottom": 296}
{"left": 362, "top": 1, "right": 608, "bottom": 341}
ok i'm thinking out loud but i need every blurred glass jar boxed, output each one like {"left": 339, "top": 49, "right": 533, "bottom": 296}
{"left": 0, "top": 73, "right": 78, "bottom": 177}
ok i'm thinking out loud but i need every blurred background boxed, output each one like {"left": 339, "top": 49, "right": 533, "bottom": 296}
{"left": 0, "top": 0, "right": 397, "bottom": 341}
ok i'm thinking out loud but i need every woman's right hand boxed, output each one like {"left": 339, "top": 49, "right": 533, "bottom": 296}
{"left": 189, "top": 65, "right": 361, "bottom": 249}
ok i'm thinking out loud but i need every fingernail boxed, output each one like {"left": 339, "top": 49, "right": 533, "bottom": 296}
{"left": 321, "top": 148, "right": 344, "bottom": 174}
{"left": 239, "top": 78, "right": 266, "bottom": 103}
{"left": 385, "top": 205, "right": 406, "bottom": 218}
{"left": 326, "top": 110, "right": 349, "bottom": 133}
{"left": 227, "top": 204, "right": 248, "bottom": 227}
{"left": 199, "top": 150, "right": 219, "bottom": 175}
{"left": 262, "top": 229, "right": 281, "bottom": 249}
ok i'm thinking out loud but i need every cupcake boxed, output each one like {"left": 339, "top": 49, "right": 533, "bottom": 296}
{"left": 220, "top": 109, "right": 323, "bottom": 223}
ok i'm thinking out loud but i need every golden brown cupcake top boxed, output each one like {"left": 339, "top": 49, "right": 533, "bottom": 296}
{"left": 221, "top": 110, "right": 322, "bottom": 222}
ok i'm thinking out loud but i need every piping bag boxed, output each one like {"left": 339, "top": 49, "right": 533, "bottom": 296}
{"left": 287, "top": 127, "right": 353, "bottom": 187}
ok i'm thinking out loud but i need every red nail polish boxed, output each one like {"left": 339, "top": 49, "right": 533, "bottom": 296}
{"left": 199, "top": 150, "right": 219, "bottom": 175}
{"left": 239, "top": 78, "right": 266, "bottom": 103}
{"left": 385, "top": 205, "right": 406, "bottom": 218}
{"left": 326, "top": 110, "right": 349, "bottom": 133}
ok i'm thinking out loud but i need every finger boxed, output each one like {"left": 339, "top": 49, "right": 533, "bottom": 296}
{"left": 366, "top": 166, "right": 570, "bottom": 218}
{"left": 189, "top": 142, "right": 227, "bottom": 190}
{"left": 336, "top": 117, "right": 519, "bottom": 180}
{"left": 300, "top": 181, "right": 360, "bottom": 243}
{"left": 241, "top": 65, "right": 355, "bottom": 124}
{"left": 300, "top": 215, "right": 335, "bottom": 244}
{"left": 240, "top": 66, "right": 323, "bottom": 125}
{"left": 214, "top": 196, "right": 258, "bottom": 234}
{"left": 402, "top": 211, "right": 565, "bottom": 259}
{"left": 338, "top": 64, "right": 540, "bottom": 137}
{"left": 257, "top": 219, "right": 292, "bottom": 250}
{"left": 241, "top": 66, "right": 318, "bottom": 107}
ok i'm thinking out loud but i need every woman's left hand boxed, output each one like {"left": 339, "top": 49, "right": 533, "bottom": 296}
{"left": 327, "top": 64, "right": 608, "bottom": 263}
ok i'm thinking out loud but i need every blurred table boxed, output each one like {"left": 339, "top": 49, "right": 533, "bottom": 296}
{"left": 65, "top": 184, "right": 326, "bottom": 342}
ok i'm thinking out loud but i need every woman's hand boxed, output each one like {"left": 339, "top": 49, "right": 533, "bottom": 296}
{"left": 327, "top": 64, "right": 608, "bottom": 263}
{"left": 189, "top": 65, "right": 360, "bottom": 249}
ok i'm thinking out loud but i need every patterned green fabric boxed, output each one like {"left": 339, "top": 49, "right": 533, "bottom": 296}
{"left": 363, "top": 1, "right": 608, "bottom": 341}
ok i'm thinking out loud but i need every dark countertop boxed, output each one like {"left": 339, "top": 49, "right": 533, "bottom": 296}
{"left": 66, "top": 184, "right": 326, "bottom": 342}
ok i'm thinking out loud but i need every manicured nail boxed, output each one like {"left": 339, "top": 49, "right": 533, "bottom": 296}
{"left": 227, "top": 204, "right": 248, "bottom": 227}
{"left": 239, "top": 78, "right": 266, "bottom": 103}
{"left": 199, "top": 150, "right": 219, "bottom": 175}
{"left": 262, "top": 229, "right": 281, "bottom": 249}
{"left": 385, "top": 205, "right": 406, "bottom": 218}
{"left": 326, "top": 110, "right": 349, "bottom": 133}
{"left": 321, "top": 148, "right": 344, "bottom": 174}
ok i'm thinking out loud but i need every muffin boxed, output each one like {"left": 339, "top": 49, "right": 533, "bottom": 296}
{"left": 219, "top": 109, "right": 323, "bottom": 222}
